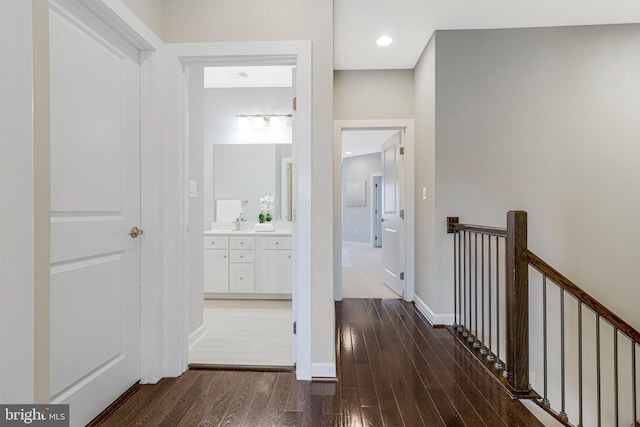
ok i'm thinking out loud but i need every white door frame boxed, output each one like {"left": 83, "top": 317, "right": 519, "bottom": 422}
{"left": 333, "top": 120, "right": 415, "bottom": 302}
{"left": 164, "top": 41, "right": 313, "bottom": 381}
{"left": 66, "top": 4, "right": 313, "bottom": 382}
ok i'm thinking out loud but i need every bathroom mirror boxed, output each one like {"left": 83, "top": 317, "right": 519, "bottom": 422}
{"left": 208, "top": 143, "right": 292, "bottom": 223}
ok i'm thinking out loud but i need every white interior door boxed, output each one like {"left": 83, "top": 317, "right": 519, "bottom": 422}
{"left": 381, "top": 131, "right": 404, "bottom": 296}
{"left": 49, "top": 1, "right": 141, "bottom": 425}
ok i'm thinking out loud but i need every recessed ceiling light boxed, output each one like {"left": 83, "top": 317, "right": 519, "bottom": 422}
{"left": 346, "top": 151, "right": 352, "bottom": 155}
{"left": 376, "top": 36, "right": 393, "bottom": 47}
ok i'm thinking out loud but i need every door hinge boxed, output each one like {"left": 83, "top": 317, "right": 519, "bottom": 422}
{"left": 400, "top": 209, "right": 405, "bottom": 219}
{"left": 292, "top": 97, "right": 297, "bottom": 111}
{"left": 400, "top": 272, "right": 405, "bottom": 280}
{"left": 399, "top": 146, "right": 405, "bottom": 155}
{"left": 293, "top": 321, "right": 297, "bottom": 335}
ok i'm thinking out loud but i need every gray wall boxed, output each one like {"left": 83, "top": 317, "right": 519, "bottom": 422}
{"left": 334, "top": 69, "right": 414, "bottom": 120}
{"left": 414, "top": 24, "right": 640, "bottom": 329}
{"left": 342, "top": 153, "right": 382, "bottom": 244}
{"left": 413, "top": 34, "right": 438, "bottom": 311}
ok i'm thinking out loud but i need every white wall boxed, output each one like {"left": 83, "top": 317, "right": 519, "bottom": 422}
{"left": 419, "top": 24, "right": 640, "bottom": 329}
{"left": 187, "top": 65, "right": 204, "bottom": 337}
{"left": 412, "top": 35, "right": 438, "bottom": 313}
{"left": 0, "top": 0, "right": 35, "bottom": 403}
{"left": 121, "top": 0, "right": 164, "bottom": 39}
{"left": 163, "top": 0, "right": 335, "bottom": 367}
{"left": 334, "top": 70, "right": 414, "bottom": 120}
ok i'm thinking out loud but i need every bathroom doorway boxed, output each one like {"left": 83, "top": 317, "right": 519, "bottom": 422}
{"left": 186, "top": 63, "right": 296, "bottom": 368}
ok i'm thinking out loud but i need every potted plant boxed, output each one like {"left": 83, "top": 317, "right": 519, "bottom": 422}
{"left": 258, "top": 193, "right": 275, "bottom": 223}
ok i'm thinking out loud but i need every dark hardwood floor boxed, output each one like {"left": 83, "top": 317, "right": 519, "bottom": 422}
{"left": 94, "top": 299, "right": 543, "bottom": 426}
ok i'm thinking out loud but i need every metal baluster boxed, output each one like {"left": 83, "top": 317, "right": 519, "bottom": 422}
{"left": 487, "top": 236, "right": 494, "bottom": 362}
{"left": 597, "top": 314, "right": 601, "bottom": 427}
{"left": 614, "top": 329, "right": 618, "bottom": 427}
{"left": 462, "top": 231, "right": 468, "bottom": 337}
{"left": 494, "top": 237, "right": 503, "bottom": 370}
{"left": 633, "top": 343, "right": 637, "bottom": 427}
{"left": 542, "top": 275, "right": 549, "bottom": 407}
{"left": 453, "top": 230, "right": 458, "bottom": 328}
{"left": 467, "top": 232, "right": 473, "bottom": 341}
{"left": 559, "top": 289, "right": 568, "bottom": 422}
{"left": 480, "top": 234, "right": 488, "bottom": 355}
{"left": 473, "top": 233, "right": 480, "bottom": 347}
{"left": 457, "top": 231, "right": 464, "bottom": 333}
{"left": 578, "top": 303, "right": 583, "bottom": 427}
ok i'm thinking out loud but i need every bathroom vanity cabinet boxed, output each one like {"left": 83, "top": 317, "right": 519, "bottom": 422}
{"left": 203, "top": 231, "right": 292, "bottom": 298}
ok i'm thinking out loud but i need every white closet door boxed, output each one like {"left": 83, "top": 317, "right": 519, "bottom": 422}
{"left": 49, "top": 1, "right": 141, "bottom": 425}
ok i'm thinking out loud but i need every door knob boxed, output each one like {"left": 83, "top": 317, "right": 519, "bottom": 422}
{"left": 129, "top": 226, "right": 144, "bottom": 238}
{"left": 381, "top": 218, "right": 385, "bottom": 222}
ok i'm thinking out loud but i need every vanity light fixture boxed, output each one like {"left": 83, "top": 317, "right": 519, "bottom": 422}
{"left": 237, "top": 116, "right": 249, "bottom": 129}
{"left": 376, "top": 35, "right": 393, "bottom": 47}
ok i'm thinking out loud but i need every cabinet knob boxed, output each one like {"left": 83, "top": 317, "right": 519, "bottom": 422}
{"left": 275, "top": 242, "right": 279, "bottom": 245}
{"left": 288, "top": 255, "right": 291, "bottom": 259}
{"left": 239, "top": 276, "right": 243, "bottom": 280}
{"left": 240, "top": 255, "right": 244, "bottom": 258}
{"left": 240, "top": 241, "right": 244, "bottom": 245}
{"left": 224, "top": 255, "right": 227, "bottom": 258}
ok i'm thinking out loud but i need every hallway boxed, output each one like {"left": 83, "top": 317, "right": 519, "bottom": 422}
{"left": 93, "top": 299, "right": 542, "bottom": 426}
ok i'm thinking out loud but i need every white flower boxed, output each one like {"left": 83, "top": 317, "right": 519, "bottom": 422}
{"left": 259, "top": 193, "right": 275, "bottom": 213}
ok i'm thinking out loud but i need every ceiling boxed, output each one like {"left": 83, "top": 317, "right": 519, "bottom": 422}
{"left": 342, "top": 130, "right": 398, "bottom": 159}
{"left": 204, "top": 66, "right": 294, "bottom": 88}
{"left": 334, "top": 0, "right": 640, "bottom": 70}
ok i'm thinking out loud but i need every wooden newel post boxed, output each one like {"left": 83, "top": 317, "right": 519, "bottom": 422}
{"left": 506, "top": 210, "right": 530, "bottom": 395}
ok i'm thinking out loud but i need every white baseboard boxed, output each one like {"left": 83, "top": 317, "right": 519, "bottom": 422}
{"left": 188, "top": 323, "right": 207, "bottom": 350}
{"left": 413, "top": 295, "right": 454, "bottom": 327}
{"left": 312, "top": 363, "right": 336, "bottom": 379}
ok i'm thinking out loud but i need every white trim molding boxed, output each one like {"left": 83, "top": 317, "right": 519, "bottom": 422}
{"left": 413, "top": 294, "right": 454, "bottom": 327}
{"left": 166, "top": 41, "right": 314, "bottom": 382}
{"left": 312, "top": 363, "right": 337, "bottom": 380}
{"left": 188, "top": 323, "right": 207, "bottom": 350}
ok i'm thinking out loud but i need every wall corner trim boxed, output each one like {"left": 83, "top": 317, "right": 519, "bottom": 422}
{"left": 413, "top": 294, "right": 454, "bottom": 327}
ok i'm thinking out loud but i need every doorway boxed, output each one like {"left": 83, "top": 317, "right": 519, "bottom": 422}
{"left": 333, "top": 120, "right": 416, "bottom": 302}
{"left": 186, "top": 64, "right": 295, "bottom": 368}
{"left": 340, "top": 129, "right": 399, "bottom": 299}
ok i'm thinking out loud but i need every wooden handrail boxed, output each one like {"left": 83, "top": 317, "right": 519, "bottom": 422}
{"left": 527, "top": 250, "right": 640, "bottom": 344}
{"left": 451, "top": 223, "right": 507, "bottom": 237}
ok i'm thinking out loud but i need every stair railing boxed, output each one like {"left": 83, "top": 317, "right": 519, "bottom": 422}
{"left": 449, "top": 211, "right": 639, "bottom": 427}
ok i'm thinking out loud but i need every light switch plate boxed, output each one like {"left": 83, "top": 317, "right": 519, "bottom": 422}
{"left": 422, "top": 187, "right": 427, "bottom": 200}
{"left": 189, "top": 180, "right": 197, "bottom": 198}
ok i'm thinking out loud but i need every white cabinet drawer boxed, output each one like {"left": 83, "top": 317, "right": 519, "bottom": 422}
{"left": 229, "top": 263, "right": 254, "bottom": 293}
{"left": 203, "top": 236, "right": 229, "bottom": 250}
{"left": 260, "top": 236, "right": 291, "bottom": 250}
{"left": 229, "top": 250, "right": 254, "bottom": 263}
{"left": 230, "top": 236, "right": 254, "bottom": 250}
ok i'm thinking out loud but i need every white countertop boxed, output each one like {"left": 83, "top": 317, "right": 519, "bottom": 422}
{"left": 204, "top": 229, "right": 292, "bottom": 236}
